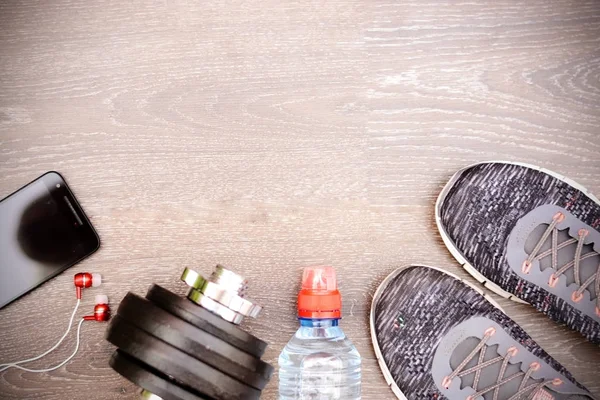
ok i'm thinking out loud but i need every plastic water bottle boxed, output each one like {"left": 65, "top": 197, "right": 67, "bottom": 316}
{"left": 278, "top": 266, "right": 361, "bottom": 399}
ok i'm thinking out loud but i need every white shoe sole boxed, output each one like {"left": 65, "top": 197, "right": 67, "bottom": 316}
{"left": 434, "top": 160, "right": 600, "bottom": 305}
{"left": 369, "top": 264, "right": 505, "bottom": 400}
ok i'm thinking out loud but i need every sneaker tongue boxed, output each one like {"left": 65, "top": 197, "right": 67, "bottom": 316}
{"left": 525, "top": 224, "right": 598, "bottom": 299}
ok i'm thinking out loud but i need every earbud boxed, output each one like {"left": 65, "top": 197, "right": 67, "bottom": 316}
{"left": 74, "top": 273, "right": 101, "bottom": 299}
{"left": 83, "top": 295, "right": 110, "bottom": 322}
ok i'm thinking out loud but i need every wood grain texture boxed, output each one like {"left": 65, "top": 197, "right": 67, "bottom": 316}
{"left": 0, "top": 0, "right": 599, "bottom": 398}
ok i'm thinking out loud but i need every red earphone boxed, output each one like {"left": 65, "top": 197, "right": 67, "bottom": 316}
{"left": 83, "top": 295, "right": 111, "bottom": 322}
{"left": 74, "top": 273, "right": 110, "bottom": 322}
{"left": 74, "top": 272, "right": 102, "bottom": 299}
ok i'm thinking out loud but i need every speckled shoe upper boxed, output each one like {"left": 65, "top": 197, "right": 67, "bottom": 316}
{"left": 437, "top": 162, "right": 600, "bottom": 344}
{"left": 370, "top": 265, "right": 593, "bottom": 400}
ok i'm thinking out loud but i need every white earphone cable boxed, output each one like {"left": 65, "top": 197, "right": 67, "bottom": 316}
{"left": 2, "top": 319, "right": 85, "bottom": 373}
{"left": 0, "top": 299, "right": 81, "bottom": 372}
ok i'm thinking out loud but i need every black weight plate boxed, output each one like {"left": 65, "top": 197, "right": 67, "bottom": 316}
{"left": 145, "top": 285, "right": 267, "bottom": 357}
{"left": 106, "top": 315, "right": 261, "bottom": 400}
{"left": 117, "top": 293, "right": 273, "bottom": 389}
{"left": 109, "top": 351, "right": 208, "bottom": 400}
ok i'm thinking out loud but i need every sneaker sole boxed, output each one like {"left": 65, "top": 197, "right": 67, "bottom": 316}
{"left": 435, "top": 160, "right": 600, "bottom": 305}
{"left": 369, "top": 264, "right": 505, "bottom": 400}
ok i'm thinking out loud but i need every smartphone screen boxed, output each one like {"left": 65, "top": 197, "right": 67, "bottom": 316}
{"left": 0, "top": 172, "right": 100, "bottom": 309}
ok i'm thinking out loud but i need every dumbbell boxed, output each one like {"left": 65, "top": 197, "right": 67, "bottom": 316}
{"left": 106, "top": 265, "right": 273, "bottom": 400}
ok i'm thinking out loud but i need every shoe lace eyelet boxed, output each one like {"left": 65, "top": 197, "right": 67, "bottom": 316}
{"left": 552, "top": 212, "right": 565, "bottom": 223}
{"left": 529, "top": 362, "right": 540, "bottom": 371}
{"left": 521, "top": 260, "right": 532, "bottom": 274}
{"left": 578, "top": 228, "right": 589, "bottom": 238}
{"left": 484, "top": 327, "right": 496, "bottom": 337}
{"left": 506, "top": 346, "right": 518, "bottom": 357}
{"left": 548, "top": 274, "right": 559, "bottom": 288}
{"left": 552, "top": 378, "right": 563, "bottom": 386}
{"left": 571, "top": 291, "right": 583, "bottom": 303}
{"left": 442, "top": 376, "right": 452, "bottom": 389}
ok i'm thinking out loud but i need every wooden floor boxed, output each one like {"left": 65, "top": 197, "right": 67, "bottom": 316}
{"left": 1, "top": 0, "right": 599, "bottom": 399}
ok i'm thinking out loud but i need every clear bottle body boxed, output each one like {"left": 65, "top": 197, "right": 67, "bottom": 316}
{"left": 278, "top": 319, "right": 361, "bottom": 400}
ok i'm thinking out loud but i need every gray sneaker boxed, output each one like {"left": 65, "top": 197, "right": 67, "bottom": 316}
{"left": 370, "top": 265, "right": 595, "bottom": 400}
{"left": 436, "top": 161, "right": 600, "bottom": 344}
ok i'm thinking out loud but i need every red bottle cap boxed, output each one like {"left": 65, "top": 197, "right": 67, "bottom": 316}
{"left": 297, "top": 266, "right": 342, "bottom": 319}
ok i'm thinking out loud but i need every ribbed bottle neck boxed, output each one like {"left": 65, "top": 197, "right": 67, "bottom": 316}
{"left": 299, "top": 318, "right": 340, "bottom": 327}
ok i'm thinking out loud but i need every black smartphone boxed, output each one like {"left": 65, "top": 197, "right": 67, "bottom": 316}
{"left": 0, "top": 172, "right": 100, "bottom": 309}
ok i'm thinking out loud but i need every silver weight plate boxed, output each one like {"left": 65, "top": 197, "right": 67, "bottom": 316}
{"left": 187, "top": 288, "right": 245, "bottom": 325}
{"left": 202, "top": 280, "right": 262, "bottom": 318}
{"left": 181, "top": 268, "right": 262, "bottom": 318}
{"left": 181, "top": 268, "right": 204, "bottom": 289}
{"left": 210, "top": 265, "right": 248, "bottom": 296}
